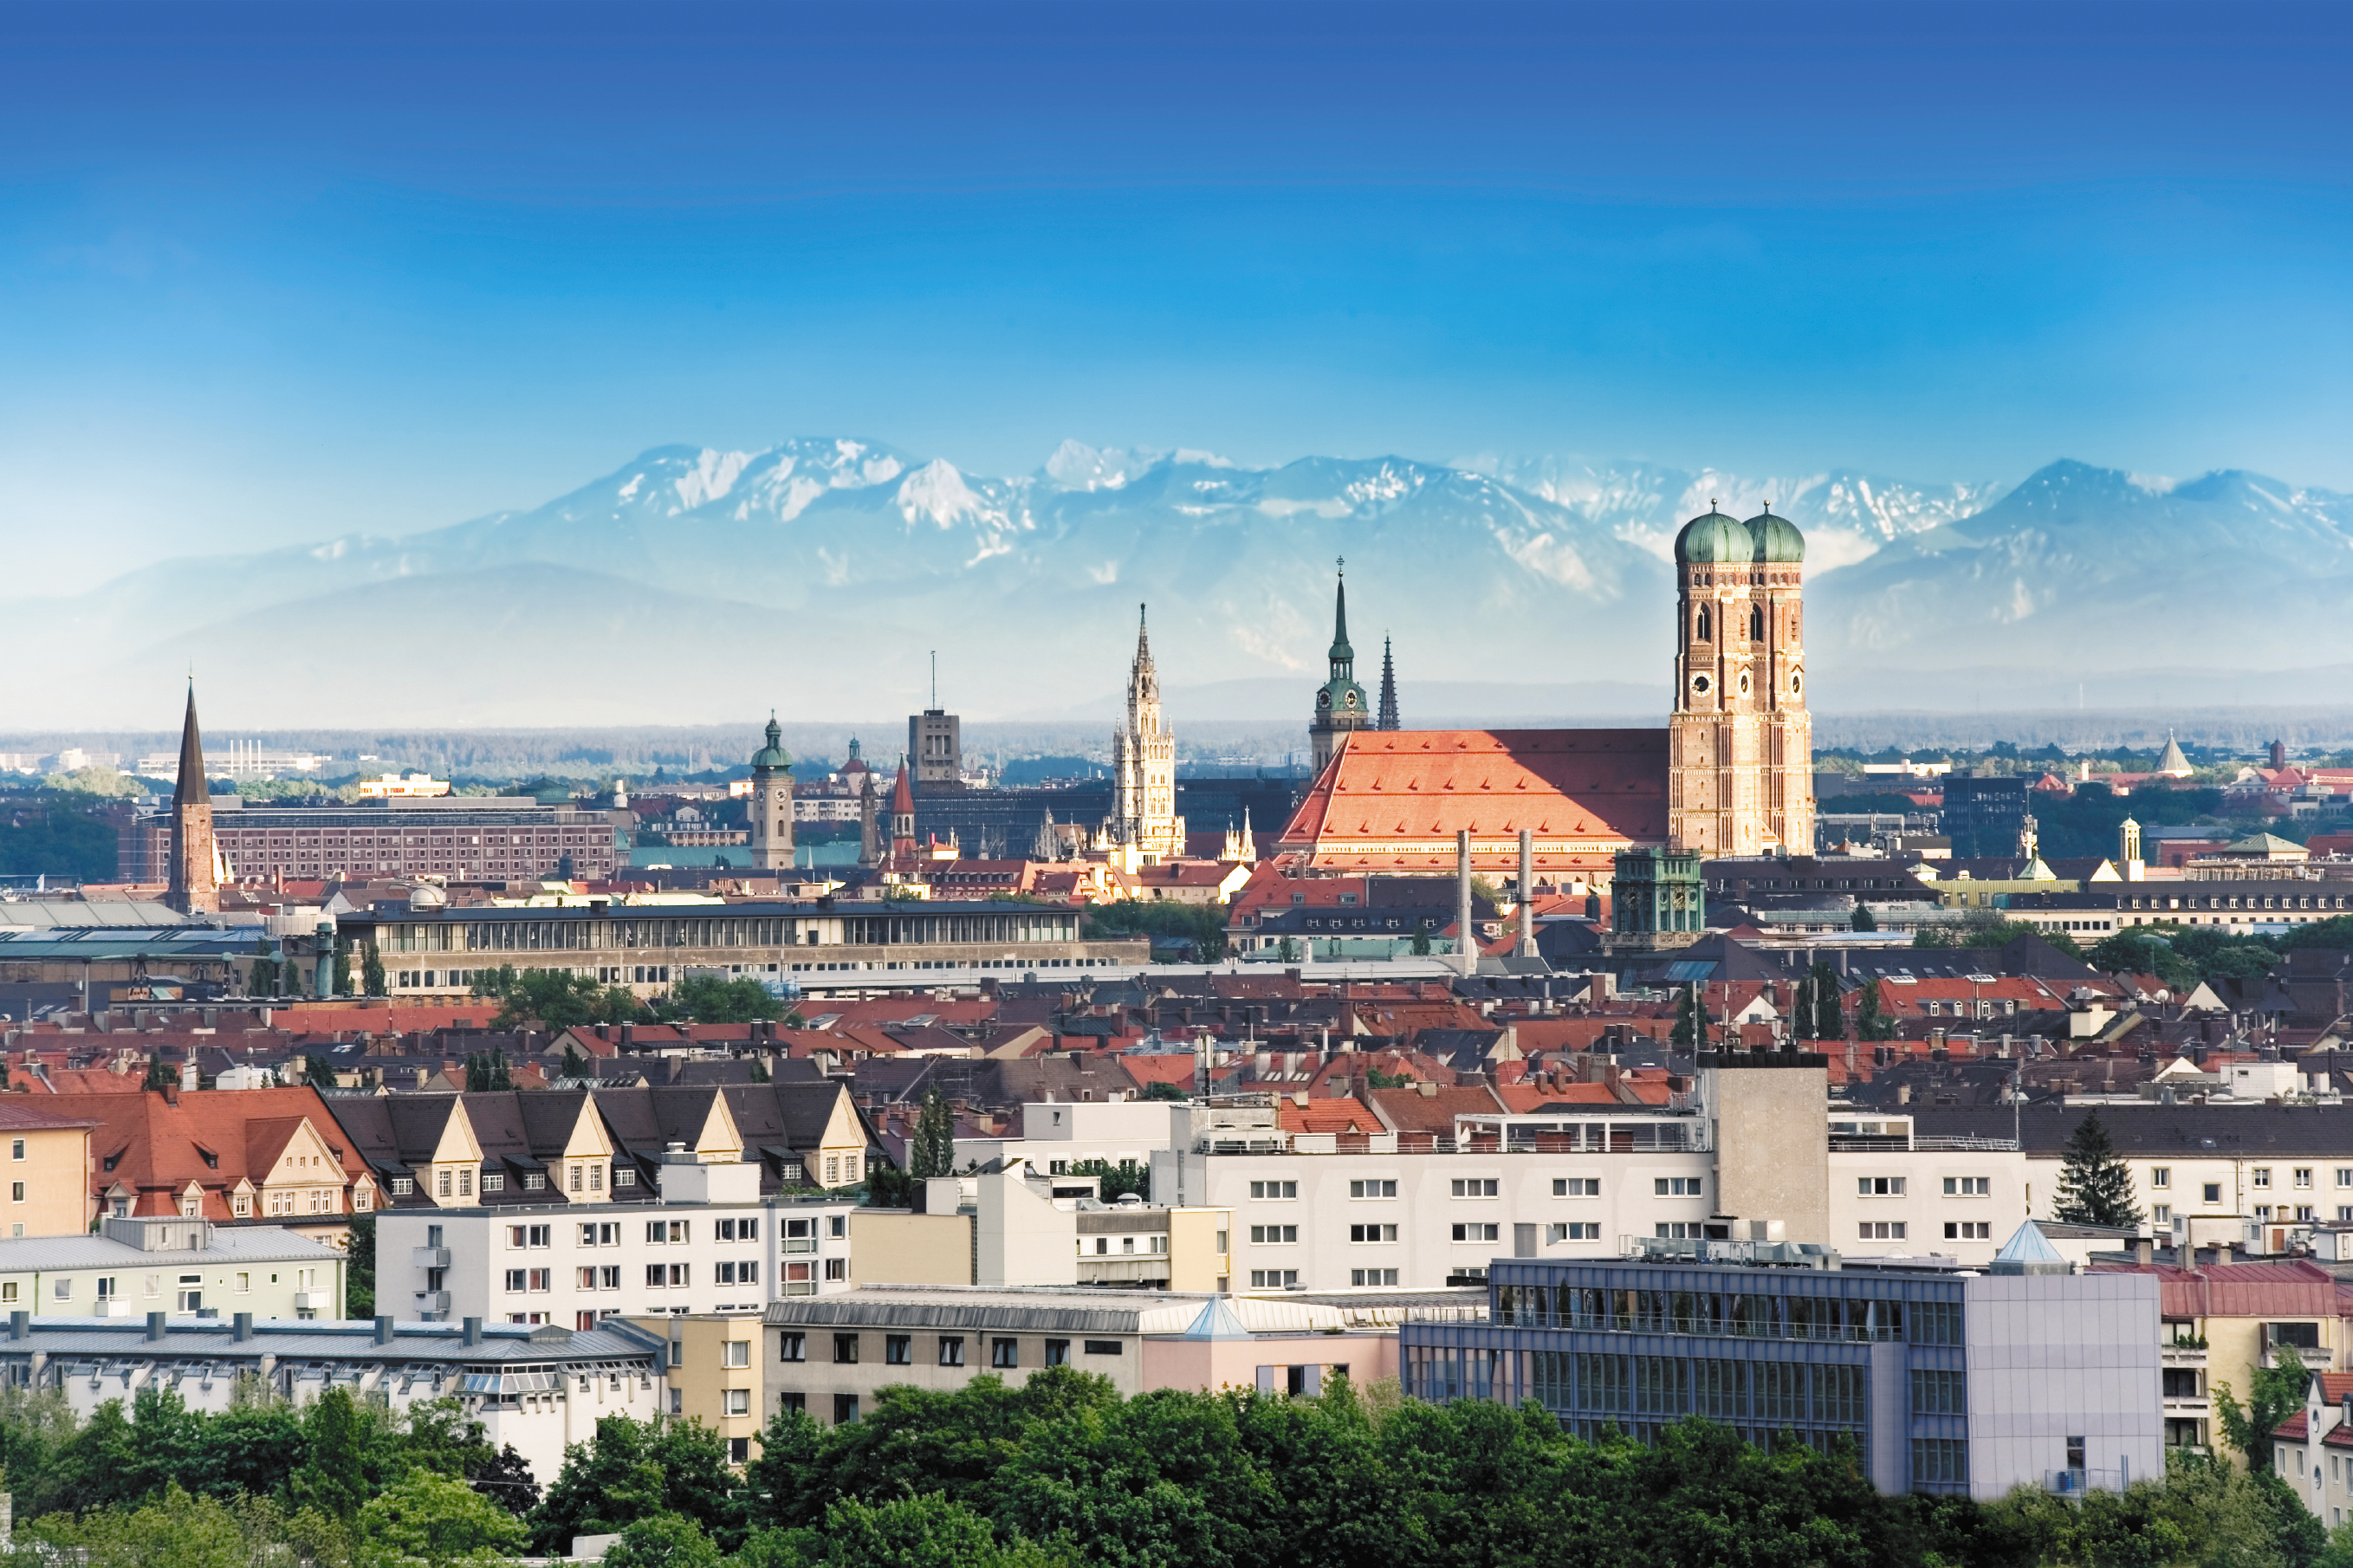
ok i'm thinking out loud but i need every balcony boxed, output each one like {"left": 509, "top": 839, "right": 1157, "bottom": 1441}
{"left": 782, "top": 1237, "right": 818, "bottom": 1254}
{"left": 1078, "top": 1256, "right": 1172, "bottom": 1285}
{"left": 415, "top": 1290, "right": 451, "bottom": 1314}
{"left": 293, "top": 1292, "right": 326, "bottom": 1312}
{"left": 412, "top": 1246, "right": 452, "bottom": 1269}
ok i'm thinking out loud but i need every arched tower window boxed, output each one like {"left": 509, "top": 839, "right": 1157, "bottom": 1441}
{"left": 1695, "top": 605, "right": 1710, "bottom": 642}
{"left": 1749, "top": 606, "right": 1764, "bottom": 642}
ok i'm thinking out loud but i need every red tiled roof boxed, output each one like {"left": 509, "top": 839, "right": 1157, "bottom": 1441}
{"left": 1277, "top": 728, "right": 1668, "bottom": 874}
{"left": 2276, "top": 1412, "right": 2311, "bottom": 1442}
{"left": 1120, "top": 1055, "right": 1199, "bottom": 1091}
{"left": 1496, "top": 1082, "right": 1622, "bottom": 1111}
{"left": 1364, "top": 1083, "right": 1507, "bottom": 1133}
{"left": 49, "top": 1087, "right": 368, "bottom": 1221}
{"left": 1277, "top": 1096, "right": 1383, "bottom": 1135}
{"left": 2090, "top": 1259, "right": 2340, "bottom": 1319}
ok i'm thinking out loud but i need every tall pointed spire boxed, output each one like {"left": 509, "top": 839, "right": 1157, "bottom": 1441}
{"left": 173, "top": 681, "right": 209, "bottom": 808}
{"left": 165, "top": 682, "right": 219, "bottom": 915}
{"left": 1329, "top": 562, "right": 1353, "bottom": 663}
{"left": 1377, "top": 634, "right": 1399, "bottom": 730}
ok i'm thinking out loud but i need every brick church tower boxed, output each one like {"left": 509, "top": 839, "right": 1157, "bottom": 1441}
{"left": 165, "top": 683, "right": 219, "bottom": 914}
{"left": 1666, "top": 503, "right": 1815, "bottom": 858}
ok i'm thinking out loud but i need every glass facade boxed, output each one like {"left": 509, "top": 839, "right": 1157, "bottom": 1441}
{"left": 1402, "top": 1260, "right": 1973, "bottom": 1495}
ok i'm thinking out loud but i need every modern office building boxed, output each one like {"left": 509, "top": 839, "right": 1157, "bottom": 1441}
{"left": 1401, "top": 1233, "right": 2162, "bottom": 1500}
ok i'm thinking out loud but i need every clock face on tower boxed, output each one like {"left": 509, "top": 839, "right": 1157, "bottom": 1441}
{"left": 1344, "top": 691, "right": 1358, "bottom": 709}
{"left": 1317, "top": 691, "right": 1331, "bottom": 709}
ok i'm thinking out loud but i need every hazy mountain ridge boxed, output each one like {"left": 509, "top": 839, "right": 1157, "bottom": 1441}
{"left": 7, "top": 442, "right": 2348, "bottom": 728}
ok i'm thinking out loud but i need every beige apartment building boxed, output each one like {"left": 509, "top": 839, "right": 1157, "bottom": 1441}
{"left": 0, "top": 1102, "right": 98, "bottom": 1238}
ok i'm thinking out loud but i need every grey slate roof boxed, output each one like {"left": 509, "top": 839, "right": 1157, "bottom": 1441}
{"left": 0, "top": 1227, "right": 341, "bottom": 1272}
{"left": 766, "top": 1286, "right": 1193, "bottom": 1335}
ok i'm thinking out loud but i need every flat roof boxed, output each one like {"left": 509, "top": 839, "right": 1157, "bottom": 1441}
{"left": 0, "top": 1228, "right": 346, "bottom": 1272}
{"left": 765, "top": 1285, "right": 1352, "bottom": 1335}
{"left": 0, "top": 1314, "right": 658, "bottom": 1364}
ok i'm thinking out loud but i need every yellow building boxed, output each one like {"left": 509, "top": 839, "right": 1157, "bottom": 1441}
{"left": 626, "top": 1312, "right": 770, "bottom": 1466}
{"left": 0, "top": 1103, "right": 97, "bottom": 1238}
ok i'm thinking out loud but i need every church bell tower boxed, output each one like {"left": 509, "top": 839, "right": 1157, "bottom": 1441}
{"left": 1309, "top": 560, "right": 1371, "bottom": 775}
{"left": 747, "top": 714, "right": 795, "bottom": 872}
{"left": 1666, "top": 502, "right": 1815, "bottom": 858}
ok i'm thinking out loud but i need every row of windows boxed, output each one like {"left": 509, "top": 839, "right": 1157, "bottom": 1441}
{"left": 1267, "top": 1176, "right": 1673, "bottom": 1202}
{"left": 1495, "top": 1285, "right": 1959, "bottom": 1344}
{"left": 1533, "top": 1351, "right": 1866, "bottom": 1426}
{"left": 779, "top": 1332, "right": 1122, "bottom": 1366}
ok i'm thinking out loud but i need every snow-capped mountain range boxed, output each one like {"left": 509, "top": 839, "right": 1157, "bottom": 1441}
{"left": 10, "top": 441, "right": 2351, "bottom": 729}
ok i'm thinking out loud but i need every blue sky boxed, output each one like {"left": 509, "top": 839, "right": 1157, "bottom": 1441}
{"left": 3, "top": 1, "right": 2349, "bottom": 592}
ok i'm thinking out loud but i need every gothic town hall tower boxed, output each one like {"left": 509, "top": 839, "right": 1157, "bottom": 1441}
{"left": 1666, "top": 502, "right": 1815, "bottom": 857}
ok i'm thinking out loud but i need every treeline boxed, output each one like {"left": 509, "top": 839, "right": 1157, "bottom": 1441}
{"left": 9, "top": 1369, "right": 2346, "bottom": 1568}
{"left": 528, "top": 1371, "right": 2337, "bottom": 1568}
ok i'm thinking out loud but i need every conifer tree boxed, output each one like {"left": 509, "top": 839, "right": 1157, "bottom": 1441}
{"left": 909, "top": 1088, "right": 955, "bottom": 1180}
{"left": 1810, "top": 962, "right": 1847, "bottom": 1040}
{"left": 2055, "top": 1110, "right": 2142, "bottom": 1228}
{"left": 1671, "top": 983, "right": 1703, "bottom": 1047}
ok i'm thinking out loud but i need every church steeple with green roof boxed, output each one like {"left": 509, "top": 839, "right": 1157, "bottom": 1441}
{"left": 1310, "top": 559, "right": 1371, "bottom": 775}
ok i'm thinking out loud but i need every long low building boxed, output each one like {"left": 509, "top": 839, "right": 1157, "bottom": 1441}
{"left": 120, "top": 795, "right": 622, "bottom": 884}
{"left": 0, "top": 1310, "right": 660, "bottom": 1487}
{"left": 339, "top": 899, "right": 1146, "bottom": 1002}
{"left": 761, "top": 1285, "right": 1397, "bottom": 1425}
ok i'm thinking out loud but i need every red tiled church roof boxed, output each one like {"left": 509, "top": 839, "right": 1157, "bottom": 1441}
{"left": 1277, "top": 729, "right": 1667, "bottom": 875}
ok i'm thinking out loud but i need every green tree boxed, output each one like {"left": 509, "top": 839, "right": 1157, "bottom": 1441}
{"left": 2053, "top": 1110, "right": 2142, "bottom": 1228}
{"left": 600, "top": 1513, "right": 723, "bottom": 1568}
{"left": 561, "top": 1043, "right": 592, "bottom": 1080}
{"left": 294, "top": 1387, "right": 373, "bottom": 1526}
{"left": 1809, "top": 962, "right": 1846, "bottom": 1041}
{"left": 747, "top": 1493, "right": 1047, "bottom": 1568}
{"left": 471, "top": 967, "right": 635, "bottom": 1030}
{"left": 1079, "top": 901, "right": 1227, "bottom": 963}
{"left": 28, "top": 1483, "right": 293, "bottom": 1568}
{"left": 346, "top": 1212, "right": 377, "bottom": 1318}
{"left": 1410, "top": 925, "right": 1431, "bottom": 956}
{"left": 1138, "top": 1080, "right": 1188, "bottom": 1102}
{"left": 1670, "top": 983, "right": 1704, "bottom": 1047}
{"left": 2216, "top": 1346, "right": 2311, "bottom": 1472}
{"left": 358, "top": 1468, "right": 527, "bottom": 1568}
{"left": 1855, "top": 978, "right": 1898, "bottom": 1041}
{"left": 909, "top": 1089, "right": 956, "bottom": 1181}
{"left": 331, "top": 936, "right": 353, "bottom": 998}
{"left": 2089, "top": 930, "right": 2200, "bottom": 989}
{"left": 142, "top": 1054, "right": 178, "bottom": 1092}
{"left": 1791, "top": 969, "right": 1818, "bottom": 1040}
{"left": 1851, "top": 903, "right": 1877, "bottom": 932}
{"left": 1067, "top": 1158, "right": 1150, "bottom": 1202}
{"left": 363, "top": 945, "right": 389, "bottom": 997}
{"left": 660, "top": 975, "right": 784, "bottom": 1025}
{"left": 528, "top": 1416, "right": 742, "bottom": 1554}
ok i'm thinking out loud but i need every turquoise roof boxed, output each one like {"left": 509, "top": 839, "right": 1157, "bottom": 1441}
{"left": 750, "top": 715, "right": 792, "bottom": 770}
{"left": 1178, "top": 1297, "right": 1257, "bottom": 1341}
{"left": 1993, "top": 1220, "right": 2067, "bottom": 1264}
{"left": 1745, "top": 509, "right": 1805, "bottom": 564}
{"left": 1674, "top": 506, "right": 1750, "bottom": 566}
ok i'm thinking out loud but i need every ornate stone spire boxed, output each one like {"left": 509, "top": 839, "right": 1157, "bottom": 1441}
{"left": 1377, "top": 634, "right": 1399, "bottom": 730}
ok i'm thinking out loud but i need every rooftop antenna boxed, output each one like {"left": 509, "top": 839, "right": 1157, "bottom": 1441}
{"left": 930, "top": 651, "right": 937, "bottom": 710}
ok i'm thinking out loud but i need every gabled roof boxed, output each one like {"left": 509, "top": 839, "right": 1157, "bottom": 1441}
{"left": 1277, "top": 728, "right": 1668, "bottom": 875}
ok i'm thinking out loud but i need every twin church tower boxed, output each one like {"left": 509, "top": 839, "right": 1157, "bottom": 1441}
{"left": 1304, "top": 501, "right": 1813, "bottom": 861}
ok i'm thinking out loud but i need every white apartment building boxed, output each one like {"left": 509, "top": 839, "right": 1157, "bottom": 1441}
{"left": 1153, "top": 1073, "right": 2030, "bottom": 1292}
{"left": 375, "top": 1157, "right": 862, "bottom": 1328}
{"left": 953, "top": 1098, "right": 1191, "bottom": 1176}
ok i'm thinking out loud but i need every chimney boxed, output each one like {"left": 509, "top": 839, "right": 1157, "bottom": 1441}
{"left": 8, "top": 1311, "right": 26, "bottom": 1339}
{"left": 180, "top": 1059, "right": 198, "bottom": 1092}
{"left": 463, "top": 1317, "right": 483, "bottom": 1346}
{"left": 232, "top": 1312, "right": 254, "bottom": 1341}
{"left": 2136, "top": 1238, "right": 2155, "bottom": 1268}
{"left": 1516, "top": 828, "right": 1536, "bottom": 957}
{"left": 146, "top": 1312, "right": 167, "bottom": 1341}
{"left": 1455, "top": 830, "right": 1475, "bottom": 978}
{"left": 375, "top": 1315, "right": 396, "bottom": 1345}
